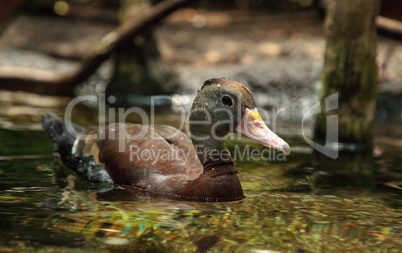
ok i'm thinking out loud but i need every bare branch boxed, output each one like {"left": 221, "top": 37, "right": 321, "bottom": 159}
{"left": 377, "top": 15, "right": 402, "bottom": 35}
{"left": 0, "top": 0, "right": 194, "bottom": 96}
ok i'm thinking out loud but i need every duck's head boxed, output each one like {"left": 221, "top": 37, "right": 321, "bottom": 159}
{"left": 189, "top": 78, "right": 290, "bottom": 155}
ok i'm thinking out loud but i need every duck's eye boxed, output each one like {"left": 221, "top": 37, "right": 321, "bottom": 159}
{"left": 221, "top": 95, "right": 233, "bottom": 107}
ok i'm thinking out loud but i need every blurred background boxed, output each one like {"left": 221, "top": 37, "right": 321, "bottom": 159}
{"left": 0, "top": 0, "right": 401, "bottom": 130}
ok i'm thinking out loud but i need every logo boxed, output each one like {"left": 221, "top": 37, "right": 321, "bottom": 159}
{"left": 302, "top": 93, "right": 339, "bottom": 159}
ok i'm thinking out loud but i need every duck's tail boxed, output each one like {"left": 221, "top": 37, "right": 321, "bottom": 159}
{"left": 41, "top": 113, "right": 113, "bottom": 184}
{"left": 41, "top": 113, "right": 83, "bottom": 169}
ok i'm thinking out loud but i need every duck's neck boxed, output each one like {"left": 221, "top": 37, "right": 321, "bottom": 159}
{"left": 191, "top": 138, "right": 234, "bottom": 172}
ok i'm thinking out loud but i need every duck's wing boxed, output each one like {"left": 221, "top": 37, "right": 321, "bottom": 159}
{"left": 151, "top": 124, "right": 202, "bottom": 173}
{"left": 74, "top": 123, "right": 202, "bottom": 193}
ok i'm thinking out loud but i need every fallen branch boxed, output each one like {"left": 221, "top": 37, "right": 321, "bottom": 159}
{"left": 0, "top": 0, "right": 193, "bottom": 96}
{"left": 377, "top": 15, "right": 402, "bottom": 36}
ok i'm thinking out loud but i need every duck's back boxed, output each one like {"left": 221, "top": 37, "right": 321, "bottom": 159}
{"left": 42, "top": 114, "right": 203, "bottom": 194}
{"left": 91, "top": 123, "right": 203, "bottom": 193}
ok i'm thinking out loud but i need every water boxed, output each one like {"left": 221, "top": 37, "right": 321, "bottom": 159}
{"left": 0, "top": 92, "right": 401, "bottom": 252}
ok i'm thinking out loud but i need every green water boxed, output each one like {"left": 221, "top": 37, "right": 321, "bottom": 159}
{"left": 0, "top": 95, "right": 401, "bottom": 252}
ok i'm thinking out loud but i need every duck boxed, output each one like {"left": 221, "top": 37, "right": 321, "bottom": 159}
{"left": 42, "top": 78, "right": 290, "bottom": 202}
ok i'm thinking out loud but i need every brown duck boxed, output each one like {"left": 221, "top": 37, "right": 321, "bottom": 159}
{"left": 42, "top": 78, "right": 290, "bottom": 202}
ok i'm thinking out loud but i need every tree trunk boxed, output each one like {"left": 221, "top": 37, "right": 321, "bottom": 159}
{"left": 314, "top": 0, "right": 380, "bottom": 148}
{"left": 106, "top": 0, "right": 178, "bottom": 104}
{"left": 0, "top": 0, "right": 26, "bottom": 35}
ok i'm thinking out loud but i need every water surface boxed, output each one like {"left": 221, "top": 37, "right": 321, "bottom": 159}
{"left": 0, "top": 92, "right": 401, "bottom": 252}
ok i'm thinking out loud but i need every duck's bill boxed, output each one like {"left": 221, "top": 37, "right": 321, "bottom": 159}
{"left": 235, "top": 108, "right": 290, "bottom": 155}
